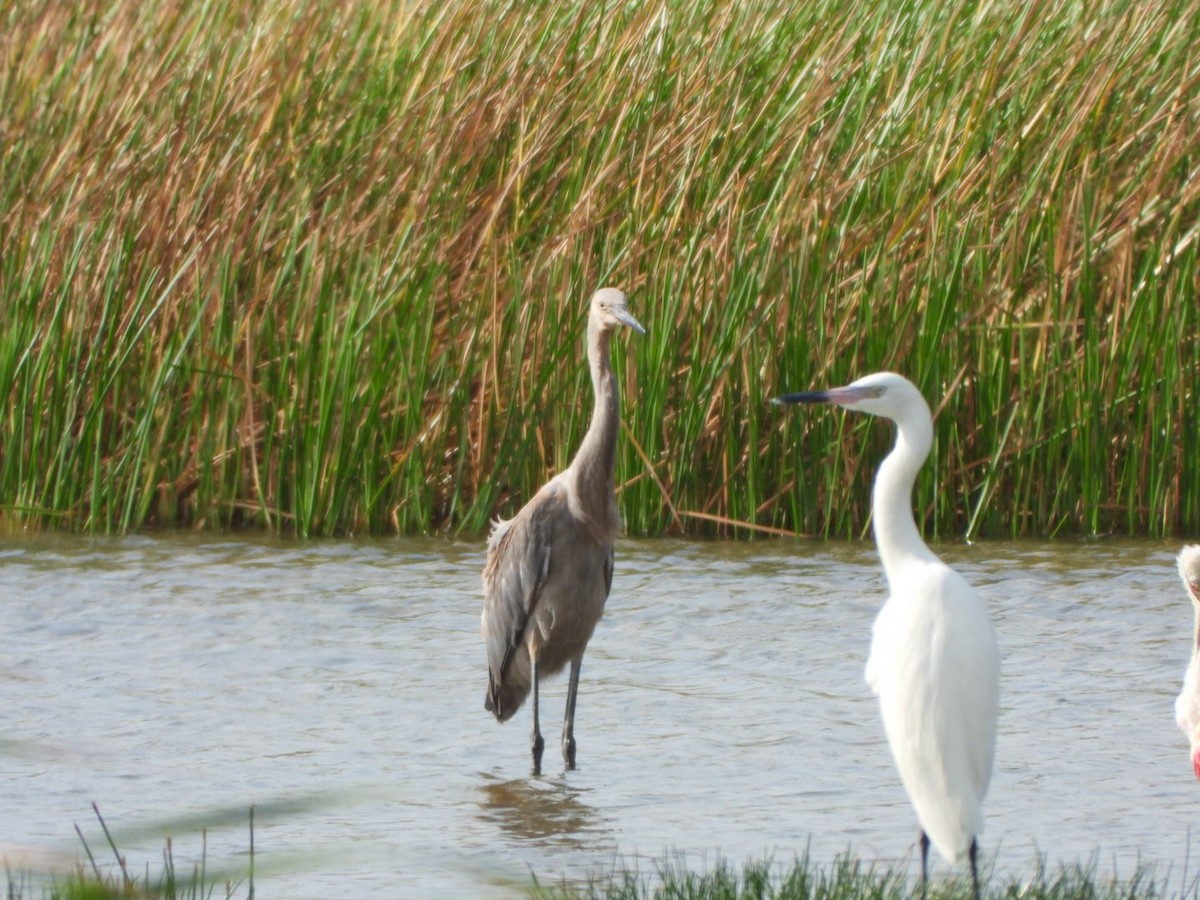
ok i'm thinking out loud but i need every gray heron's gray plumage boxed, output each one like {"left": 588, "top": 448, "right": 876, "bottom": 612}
{"left": 481, "top": 286, "right": 643, "bottom": 773}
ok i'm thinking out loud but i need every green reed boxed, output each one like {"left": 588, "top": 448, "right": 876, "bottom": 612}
{"left": 5, "top": 804, "right": 252, "bottom": 900}
{"left": 532, "top": 853, "right": 1191, "bottom": 900}
{"left": 1, "top": 0, "right": 1197, "bottom": 537}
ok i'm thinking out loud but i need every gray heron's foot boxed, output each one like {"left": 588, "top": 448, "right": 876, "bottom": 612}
{"left": 562, "top": 734, "right": 576, "bottom": 769}
{"left": 531, "top": 732, "right": 545, "bottom": 775}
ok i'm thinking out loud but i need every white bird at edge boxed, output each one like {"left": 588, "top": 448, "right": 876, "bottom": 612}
{"left": 1174, "top": 544, "right": 1200, "bottom": 780}
{"left": 772, "top": 371, "right": 1000, "bottom": 900}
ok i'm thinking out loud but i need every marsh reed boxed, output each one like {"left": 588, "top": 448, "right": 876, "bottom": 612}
{"left": 1, "top": 0, "right": 1198, "bottom": 537}
{"left": 532, "top": 853, "right": 1191, "bottom": 900}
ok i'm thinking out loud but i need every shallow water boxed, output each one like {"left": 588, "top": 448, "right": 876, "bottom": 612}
{"left": 2, "top": 534, "right": 1198, "bottom": 897}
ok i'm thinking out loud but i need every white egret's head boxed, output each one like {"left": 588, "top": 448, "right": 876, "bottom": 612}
{"left": 772, "top": 371, "right": 930, "bottom": 424}
{"left": 1179, "top": 545, "right": 1200, "bottom": 606}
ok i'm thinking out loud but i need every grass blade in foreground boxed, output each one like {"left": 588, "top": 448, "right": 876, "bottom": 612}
{"left": 530, "top": 853, "right": 1196, "bottom": 900}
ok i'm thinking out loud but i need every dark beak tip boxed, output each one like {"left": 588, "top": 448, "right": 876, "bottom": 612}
{"left": 772, "top": 392, "right": 820, "bottom": 406}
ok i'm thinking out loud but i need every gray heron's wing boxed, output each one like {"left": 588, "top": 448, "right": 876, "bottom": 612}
{"left": 603, "top": 543, "right": 614, "bottom": 596}
{"left": 482, "top": 482, "right": 568, "bottom": 688}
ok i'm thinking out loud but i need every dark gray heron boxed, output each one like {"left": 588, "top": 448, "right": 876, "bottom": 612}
{"left": 481, "top": 287, "right": 644, "bottom": 774}
{"left": 773, "top": 372, "right": 999, "bottom": 900}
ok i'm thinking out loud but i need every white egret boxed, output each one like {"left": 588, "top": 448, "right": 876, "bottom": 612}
{"left": 773, "top": 371, "right": 1000, "bottom": 900}
{"left": 1174, "top": 544, "right": 1200, "bottom": 780}
{"left": 481, "top": 287, "right": 644, "bottom": 775}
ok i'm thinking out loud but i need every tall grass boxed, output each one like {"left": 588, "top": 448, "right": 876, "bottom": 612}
{"left": 6, "top": 804, "right": 251, "bottom": 900}
{"left": 532, "top": 853, "right": 1194, "bottom": 900}
{"left": 1, "top": 0, "right": 1197, "bottom": 537}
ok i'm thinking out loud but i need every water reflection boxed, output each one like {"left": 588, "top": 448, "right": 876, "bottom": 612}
{"left": 477, "top": 774, "right": 610, "bottom": 849}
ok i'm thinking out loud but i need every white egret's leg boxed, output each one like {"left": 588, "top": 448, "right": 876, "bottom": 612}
{"left": 919, "top": 832, "right": 930, "bottom": 900}
{"left": 970, "top": 838, "right": 982, "bottom": 900}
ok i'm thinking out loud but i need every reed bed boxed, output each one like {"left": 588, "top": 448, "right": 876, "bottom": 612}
{"left": 1, "top": 0, "right": 1198, "bottom": 537}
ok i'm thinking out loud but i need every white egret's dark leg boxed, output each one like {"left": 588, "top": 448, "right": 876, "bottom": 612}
{"left": 562, "top": 659, "right": 581, "bottom": 768}
{"left": 969, "top": 837, "right": 981, "bottom": 900}
{"left": 919, "top": 831, "right": 930, "bottom": 900}
{"left": 530, "top": 657, "right": 544, "bottom": 775}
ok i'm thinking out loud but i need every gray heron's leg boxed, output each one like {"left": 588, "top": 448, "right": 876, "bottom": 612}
{"left": 562, "top": 659, "right": 581, "bottom": 769}
{"left": 919, "top": 831, "right": 930, "bottom": 900}
{"left": 530, "top": 656, "right": 544, "bottom": 775}
{"left": 969, "top": 837, "right": 981, "bottom": 900}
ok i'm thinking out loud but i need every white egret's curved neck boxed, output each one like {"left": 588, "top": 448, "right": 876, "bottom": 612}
{"left": 871, "top": 413, "right": 939, "bottom": 580}
{"left": 568, "top": 317, "right": 618, "bottom": 514}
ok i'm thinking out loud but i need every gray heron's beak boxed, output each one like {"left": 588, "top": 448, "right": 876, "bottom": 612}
{"left": 614, "top": 309, "right": 646, "bottom": 335}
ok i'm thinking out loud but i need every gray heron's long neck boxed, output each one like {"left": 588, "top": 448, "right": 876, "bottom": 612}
{"left": 570, "top": 318, "right": 619, "bottom": 516}
{"left": 872, "top": 414, "right": 938, "bottom": 581}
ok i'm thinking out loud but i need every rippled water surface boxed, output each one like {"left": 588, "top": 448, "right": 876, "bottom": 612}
{"left": 2, "top": 535, "right": 1198, "bottom": 896}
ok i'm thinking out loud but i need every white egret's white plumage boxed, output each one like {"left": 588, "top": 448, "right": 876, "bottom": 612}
{"left": 1174, "top": 544, "right": 1200, "bottom": 780}
{"left": 481, "top": 287, "right": 644, "bottom": 774}
{"left": 773, "top": 372, "right": 1000, "bottom": 900}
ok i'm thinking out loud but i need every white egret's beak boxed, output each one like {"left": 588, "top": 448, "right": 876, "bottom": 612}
{"left": 771, "top": 384, "right": 882, "bottom": 407}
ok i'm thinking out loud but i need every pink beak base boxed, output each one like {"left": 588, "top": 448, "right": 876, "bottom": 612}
{"left": 1193, "top": 747, "right": 1200, "bottom": 781}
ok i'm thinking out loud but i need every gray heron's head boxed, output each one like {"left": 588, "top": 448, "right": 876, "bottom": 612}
{"left": 590, "top": 287, "right": 645, "bottom": 335}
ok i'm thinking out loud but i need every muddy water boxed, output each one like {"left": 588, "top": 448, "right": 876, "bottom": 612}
{"left": 2, "top": 535, "right": 1197, "bottom": 896}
